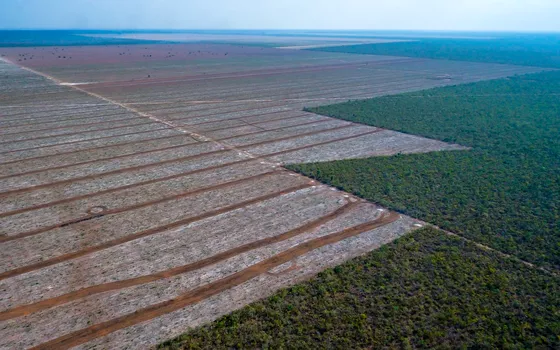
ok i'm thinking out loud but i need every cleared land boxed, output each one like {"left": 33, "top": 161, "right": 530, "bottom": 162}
{"left": 0, "top": 41, "right": 546, "bottom": 349}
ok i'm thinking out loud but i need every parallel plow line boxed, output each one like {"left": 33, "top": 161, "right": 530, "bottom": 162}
{"left": 0, "top": 139, "right": 206, "bottom": 179}
{"left": 0, "top": 104, "right": 118, "bottom": 119}
{"left": 0, "top": 202, "right": 357, "bottom": 321}
{"left": 0, "top": 134, "right": 187, "bottom": 166}
{"left": 1, "top": 111, "right": 311, "bottom": 167}
{"left": 0, "top": 184, "right": 313, "bottom": 281}
{"left": 83, "top": 58, "right": 417, "bottom": 89}
{"left": 125, "top": 70, "right": 419, "bottom": 117}
{"left": 200, "top": 113, "right": 312, "bottom": 133}
{"left": 187, "top": 109, "right": 300, "bottom": 127}
{"left": 0, "top": 126, "right": 174, "bottom": 155}
{"left": 214, "top": 119, "right": 339, "bottom": 141}
{"left": 169, "top": 76, "right": 441, "bottom": 124}
{"left": 1, "top": 129, "right": 384, "bottom": 218}
{"left": 129, "top": 69, "right": 441, "bottom": 115}
{"left": 0, "top": 170, "right": 280, "bottom": 242}
{"left": 0, "top": 109, "right": 136, "bottom": 127}
{"left": 29, "top": 211, "right": 400, "bottom": 350}
{"left": 0, "top": 159, "right": 260, "bottom": 218}
{"left": 1, "top": 115, "right": 142, "bottom": 136}
{"left": 0, "top": 123, "right": 364, "bottom": 194}
{"left": 105, "top": 64, "right": 419, "bottom": 105}
{"left": 0, "top": 120, "right": 156, "bottom": 145}
{"left": 256, "top": 128, "right": 385, "bottom": 158}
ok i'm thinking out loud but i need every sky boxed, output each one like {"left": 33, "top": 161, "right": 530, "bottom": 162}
{"left": 1, "top": 0, "right": 559, "bottom": 32}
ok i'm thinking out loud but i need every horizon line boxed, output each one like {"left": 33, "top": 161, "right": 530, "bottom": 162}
{"left": 0, "top": 28, "right": 559, "bottom": 34}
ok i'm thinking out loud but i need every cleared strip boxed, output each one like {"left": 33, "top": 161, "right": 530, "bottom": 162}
{"left": 0, "top": 202, "right": 356, "bottom": 321}
{"left": 29, "top": 211, "right": 399, "bottom": 350}
{"left": 0, "top": 116, "right": 141, "bottom": 136}
{"left": 0, "top": 120, "right": 155, "bottom": 145}
{"left": 0, "top": 158, "right": 258, "bottom": 218}
{"left": 0, "top": 126, "right": 172, "bottom": 155}
{"left": 188, "top": 109, "right": 298, "bottom": 127}
{"left": 236, "top": 124, "right": 356, "bottom": 149}
{"left": 0, "top": 148, "right": 231, "bottom": 196}
{"left": 1, "top": 127, "right": 383, "bottom": 199}
{"left": 0, "top": 124, "right": 357, "bottom": 194}
{"left": 0, "top": 138, "right": 205, "bottom": 179}
{"left": 0, "top": 134, "right": 186, "bottom": 166}
{"left": 203, "top": 113, "right": 312, "bottom": 133}
{"left": 256, "top": 128, "right": 385, "bottom": 158}
{"left": 84, "top": 58, "right": 414, "bottom": 89}
{"left": 170, "top": 102, "right": 293, "bottom": 123}
{"left": 0, "top": 184, "right": 312, "bottom": 281}
{"left": 214, "top": 119, "right": 336, "bottom": 141}
{"left": 2, "top": 171, "right": 279, "bottom": 242}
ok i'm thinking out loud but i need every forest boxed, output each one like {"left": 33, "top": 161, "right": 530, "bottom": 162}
{"left": 311, "top": 36, "right": 560, "bottom": 68}
{"left": 295, "top": 70, "right": 560, "bottom": 269}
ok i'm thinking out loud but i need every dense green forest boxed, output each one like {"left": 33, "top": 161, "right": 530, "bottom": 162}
{"left": 311, "top": 36, "right": 560, "bottom": 68}
{"left": 160, "top": 228, "right": 559, "bottom": 349}
{"left": 292, "top": 71, "right": 560, "bottom": 269}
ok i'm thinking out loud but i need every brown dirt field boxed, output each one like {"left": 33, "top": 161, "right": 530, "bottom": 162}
{"left": 0, "top": 45, "right": 546, "bottom": 349}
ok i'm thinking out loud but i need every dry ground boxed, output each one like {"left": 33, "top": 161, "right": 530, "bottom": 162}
{"left": 0, "top": 43, "right": 544, "bottom": 349}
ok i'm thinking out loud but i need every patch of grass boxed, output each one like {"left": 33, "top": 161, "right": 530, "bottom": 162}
{"left": 310, "top": 36, "right": 560, "bottom": 68}
{"left": 292, "top": 71, "right": 560, "bottom": 268}
{"left": 159, "top": 228, "right": 559, "bottom": 349}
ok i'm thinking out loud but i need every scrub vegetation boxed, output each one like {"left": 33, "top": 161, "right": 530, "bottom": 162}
{"left": 311, "top": 35, "right": 560, "bottom": 68}
{"left": 295, "top": 71, "right": 560, "bottom": 269}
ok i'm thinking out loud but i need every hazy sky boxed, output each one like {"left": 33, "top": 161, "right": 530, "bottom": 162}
{"left": 1, "top": 0, "right": 559, "bottom": 31}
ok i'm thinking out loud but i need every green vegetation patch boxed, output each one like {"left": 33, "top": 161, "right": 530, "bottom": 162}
{"left": 291, "top": 71, "right": 560, "bottom": 269}
{"left": 160, "top": 228, "right": 559, "bottom": 349}
{"left": 310, "top": 36, "right": 560, "bottom": 68}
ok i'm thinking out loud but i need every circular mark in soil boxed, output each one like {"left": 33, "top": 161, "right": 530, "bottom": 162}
{"left": 87, "top": 206, "right": 108, "bottom": 215}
